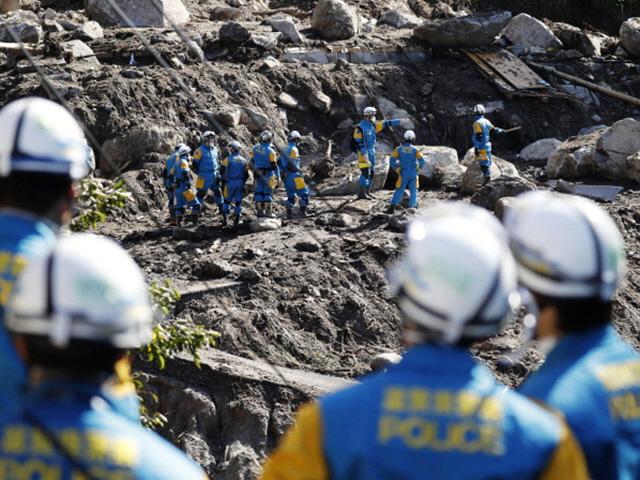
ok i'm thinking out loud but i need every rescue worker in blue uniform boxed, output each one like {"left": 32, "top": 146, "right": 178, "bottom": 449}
{"left": 251, "top": 130, "right": 279, "bottom": 218}
{"left": 193, "top": 131, "right": 223, "bottom": 218}
{"left": 262, "top": 204, "right": 588, "bottom": 480}
{"left": 388, "top": 130, "right": 426, "bottom": 213}
{"left": 1, "top": 234, "right": 207, "bottom": 480}
{"left": 221, "top": 141, "right": 250, "bottom": 228}
{"left": 163, "top": 144, "right": 183, "bottom": 225}
{"left": 472, "top": 104, "right": 504, "bottom": 184}
{"left": 504, "top": 191, "right": 640, "bottom": 480}
{"left": 174, "top": 146, "right": 201, "bottom": 226}
{"left": 279, "top": 130, "right": 309, "bottom": 219}
{"left": 354, "top": 106, "right": 401, "bottom": 199}
{"left": 0, "top": 98, "right": 142, "bottom": 425}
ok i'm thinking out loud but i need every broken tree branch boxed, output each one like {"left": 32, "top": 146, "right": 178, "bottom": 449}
{"left": 529, "top": 62, "right": 640, "bottom": 108}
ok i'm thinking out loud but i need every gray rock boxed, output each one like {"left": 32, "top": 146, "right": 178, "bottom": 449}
{"left": 240, "top": 106, "right": 269, "bottom": 132}
{"left": 0, "top": 0, "right": 19, "bottom": 14}
{"left": 210, "top": 6, "right": 242, "bottom": 21}
{"left": 277, "top": 92, "right": 299, "bottom": 109}
{"left": 249, "top": 217, "right": 282, "bottom": 232}
{"left": 416, "top": 145, "right": 459, "bottom": 179}
{"left": 413, "top": 11, "right": 511, "bottom": 48}
{"left": 309, "top": 90, "right": 332, "bottom": 113}
{"left": 560, "top": 83, "right": 599, "bottom": 106}
{"left": 74, "top": 21, "right": 104, "bottom": 41}
{"left": 294, "top": 240, "right": 321, "bottom": 252}
{"left": 239, "top": 267, "right": 262, "bottom": 282}
{"left": 461, "top": 156, "right": 520, "bottom": 194}
{"left": 370, "top": 352, "right": 402, "bottom": 372}
{"left": 379, "top": 10, "right": 422, "bottom": 29}
{"left": 620, "top": 17, "right": 640, "bottom": 57}
{"left": 61, "top": 40, "right": 100, "bottom": 64}
{"left": 519, "top": 138, "right": 562, "bottom": 163}
{"left": 86, "top": 0, "right": 190, "bottom": 28}
{"left": 327, "top": 213, "right": 357, "bottom": 228}
{"left": 502, "top": 13, "right": 563, "bottom": 50}
{"left": 471, "top": 176, "right": 536, "bottom": 211}
{"left": 251, "top": 31, "right": 281, "bottom": 50}
{"left": 578, "top": 124, "right": 607, "bottom": 136}
{"left": 546, "top": 129, "right": 602, "bottom": 179}
{"left": 552, "top": 22, "right": 600, "bottom": 56}
{"left": 268, "top": 15, "right": 304, "bottom": 43}
{"left": 594, "top": 118, "right": 640, "bottom": 180}
{"left": 216, "top": 107, "right": 242, "bottom": 127}
{"left": 120, "top": 68, "right": 145, "bottom": 78}
{"left": 100, "top": 126, "right": 180, "bottom": 174}
{"left": 377, "top": 96, "right": 415, "bottom": 130}
{"left": 200, "top": 258, "right": 235, "bottom": 279}
{"left": 219, "top": 21, "right": 250, "bottom": 44}
{"left": 494, "top": 196, "right": 517, "bottom": 219}
{"left": 259, "top": 56, "right": 280, "bottom": 69}
{"left": 555, "top": 49, "right": 583, "bottom": 60}
{"left": 311, "top": 0, "right": 360, "bottom": 40}
{"left": 43, "top": 19, "right": 65, "bottom": 33}
{"left": 0, "top": 15, "right": 43, "bottom": 43}
{"left": 626, "top": 152, "right": 640, "bottom": 184}
{"left": 554, "top": 179, "right": 623, "bottom": 202}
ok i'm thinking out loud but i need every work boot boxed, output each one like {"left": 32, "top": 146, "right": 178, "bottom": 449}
{"left": 386, "top": 204, "right": 397, "bottom": 214}
{"left": 300, "top": 206, "right": 307, "bottom": 218}
{"left": 175, "top": 215, "right": 183, "bottom": 227}
{"left": 256, "top": 203, "right": 264, "bottom": 218}
{"left": 357, "top": 187, "right": 367, "bottom": 200}
{"left": 286, "top": 207, "right": 293, "bottom": 219}
{"left": 366, "top": 188, "right": 375, "bottom": 199}
{"left": 233, "top": 215, "right": 240, "bottom": 227}
{"left": 169, "top": 212, "right": 177, "bottom": 226}
{"left": 190, "top": 213, "right": 200, "bottom": 226}
{"left": 266, "top": 203, "right": 275, "bottom": 218}
{"left": 222, "top": 213, "right": 228, "bottom": 226}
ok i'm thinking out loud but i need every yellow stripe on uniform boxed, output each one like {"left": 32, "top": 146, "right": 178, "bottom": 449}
{"left": 540, "top": 418, "right": 589, "bottom": 479}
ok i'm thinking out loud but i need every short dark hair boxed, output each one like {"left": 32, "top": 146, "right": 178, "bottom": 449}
{"left": 535, "top": 294, "right": 612, "bottom": 333}
{"left": 22, "top": 335, "right": 124, "bottom": 373}
{"left": 0, "top": 172, "right": 71, "bottom": 216}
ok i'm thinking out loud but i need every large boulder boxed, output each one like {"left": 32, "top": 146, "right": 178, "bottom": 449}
{"left": 86, "top": 0, "right": 190, "bottom": 27}
{"left": 61, "top": 40, "right": 99, "bottom": 64}
{"left": 461, "top": 156, "right": 520, "bottom": 194}
{"left": 546, "top": 129, "right": 602, "bottom": 179}
{"left": 311, "top": 0, "right": 359, "bottom": 40}
{"left": 552, "top": 22, "right": 601, "bottom": 56}
{"left": 593, "top": 118, "right": 640, "bottom": 180}
{"left": 471, "top": 176, "right": 536, "bottom": 211}
{"left": 626, "top": 152, "right": 640, "bottom": 183}
{"left": 73, "top": 20, "right": 104, "bottom": 41}
{"left": 0, "top": 12, "right": 43, "bottom": 43}
{"left": 100, "top": 126, "right": 180, "bottom": 174}
{"left": 219, "top": 21, "right": 250, "bottom": 44}
{"left": 268, "top": 15, "right": 304, "bottom": 43}
{"left": 519, "top": 138, "right": 562, "bottom": 163}
{"left": 501, "top": 13, "right": 563, "bottom": 50}
{"left": 377, "top": 96, "right": 415, "bottom": 130}
{"left": 413, "top": 11, "right": 511, "bottom": 48}
{"left": 379, "top": 10, "right": 422, "bottom": 29}
{"left": 620, "top": 17, "right": 640, "bottom": 57}
{"left": 417, "top": 146, "right": 458, "bottom": 179}
{"left": 0, "top": 0, "right": 20, "bottom": 14}
{"left": 240, "top": 106, "right": 269, "bottom": 132}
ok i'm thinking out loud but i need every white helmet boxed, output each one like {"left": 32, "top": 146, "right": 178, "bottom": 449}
{"left": 288, "top": 130, "right": 302, "bottom": 141}
{"left": 5, "top": 234, "right": 154, "bottom": 349}
{"left": 229, "top": 140, "right": 242, "bottom": 152}
{"left": 202, "top": 130, "right": 216, "bottom": 141}
{"left": 504, "top": 191, "right": 626, "bottom": 302}
{"left": 388, "top": 207, "right": 518, "bottom": 344}
{"left": 363, "top": 106, "right": 376, "bottom": 116}
{"left": 260, "top": 130, "right": 273, "bottom": 142}
{"left": 0, "top": 97, "right": 88, "bottom": 179}
{"left": 404, "top": 130, "right": 416, "bottom": 142}
{"left": 177, "top": 144, "right": 191, "bottom": 157}
{"left": 474, "top": 104, "right": 486, "bottom": 115}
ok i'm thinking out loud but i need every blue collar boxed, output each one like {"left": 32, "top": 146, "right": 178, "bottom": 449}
{"left": 545, "top": 325, "right": 616, "bottom": 365}
{"left": 0, "top": 209, "right": 58, "bottom": 237}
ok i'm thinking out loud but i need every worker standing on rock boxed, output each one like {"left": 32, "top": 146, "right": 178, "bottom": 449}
{"left": 261, "top": 204, "right": 588, "bottom": 480}
{"left": 354, "top": 106, "right": 400, "bottom": 200}
{"left": 163, "top": 144, "right": 183, "bottom": 225}
{"left": 174, "top": 145, "right": 201, "bottom": 226}
{"left": 472, "top": 104, "right": 504, "bottom": 184}
{"left": 1, "top": 234, "right": 207, "bottom": 479}
{"left": 279, "top": 130, "right": 309, "bottom": 219}
{"left": 251, "top": 130, "right": 279, "bottom": 218}
{"left": 221, "top": 140, "right": 250, "bottom": 228}
{"left": 193, "top": 131, "right": 223, "bottom": 218}
{"left": 504, "top": 191, "right": 640, "bottom": 480}
{"left": 388, "top": 130, "right": 426, "bottom": 213}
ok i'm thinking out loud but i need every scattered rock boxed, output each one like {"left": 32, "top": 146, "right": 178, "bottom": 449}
{"left": 413, "top": 11, "right": 511, "bottom": 48}
{"left": 377, "top": 96, "right": 415, "bottom": 130}
{"left": 501, "top": 13, "right": 563, "bottom": 50}
{"left": 43, "top": 19, "right": 65, "bottom": 33}
{"left": 471, "top": 176, "right": 536, "bottom": 211}
{"left": 240, "top": 106, "right": 269, "bottom": 132}
{"left": 311, "top": 0, "right": 360, "bottom": 40}
{"left": 219, "top": 21, "right": 250, "bottom": 45}
{"left": 0, "top": 14, "right": 43, "bottom": 43}
{"left": 309, "top": 90, "right": 332, "bottom": 113}
{"left": 519, "top": 138, "right": 562, "bottom": 163}
{"left": 294, "top": 239, "right": 321, "bottom": 252}
{"left": 250, "top": 217, "right": 282, "bottom": 232}
{"left": 200, "top": 258, "right": 235, "bottom": 279}
{"left": 461, "top": 156, "right": 520, "bottom": 194}
{"left": 578, "top": 124, "right": 607, "bottom": 136}
{"left": 210, "top": 6, "right": 242, "bottom": 21}
{"left": 560, "top": 83, "right": 599, "bottom": 106}
{"left": 546, "top": 128, "right": 602, "bottom": 179}
{"left": 73, "top": 21, "right": 104, "bottom": 41}
{"left": 86, "top": 0, "right": 190, "bottom": 27}
{"left": 238, "top": 267, "right": 262, "bottom": 282}
{"left": 218, "top": 441, "right": 262, "bottom": 480}
{"left": 0, "top": 0, "right": 19, "bottom": 14}
{"left": 268, "top": 15, "right": 304, "bottom": 43}
{"left": 61, "top": 40, "right": 100, "bottom": 64}
{"left": 259, "top": 56, "right": 280, "bottom": 69}
{"left": 554, "top": 179, "right": 623, "bottom": 203}
{"left": 620, "top": 17, "right": 640, "bottom": 57}
{"left": 120, "top": 68, "right": 145, "bottom": 79}
{"left": 327, "top": 213, "right": 357, "bottom": 228}
{"left": 494, "top": 196, "right": 517, "bottom": 219}
{"left": 379, "top": 10, "right": 422, "bottom": 29}
{"left": 216, "top": 107, "right": 242, "bottom": 128}
{"left": 387, "top": 213, "right": 410, "bottom": 233}
{"left": 250, "top": 31, "right": 281, "bottom": 50}
{"left": 627, "top": 152, "right": 640, "bottom": 184}
{"left": 370, "top": 352, "right": 402, "bottom": 372}
{"left": 552, "top": 22, "right": 600, "bottom": 56}
{"left": 277, "top": 92, "right": 299, "bottom": 109}
{"left": 594, "top": 118, "right": 640, "bottom": 180}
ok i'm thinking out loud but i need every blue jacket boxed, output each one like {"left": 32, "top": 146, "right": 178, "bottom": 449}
{"left": 279, "top": 143, "right": 301, "bottom": 174}
{"left": 164, "top": 153, "right": 178, "bottom": 189}
{"left": 175, "top": 157, "right": 193, "bottom": 189}
{"left": 192, "top": 145, "right": 219, "bottom": 176}
{"left": 0, "top": 379, "right": 206, "bottom": 479}
{"left": 251, "top": 143, "right": 278, "bottom": 171}
{"left": 354, "top": 119, "right": 401, "bottom": 153}
{"left": 472, "top": 116, "right": 501, "bottom": 151}
{"left": 0, "top": 211, "right": 56, "bottom": 415}
{"left": 221, "top": 153, "right": 248, "bottom": 183}
{"left": 520, "top": 326, "right": 640, "bottom": 479}
{"left": 262, "top": 345, "right": 587, "bottom": 480}
{"left": 390, "top": 143, "right": 426, "bottom": 179}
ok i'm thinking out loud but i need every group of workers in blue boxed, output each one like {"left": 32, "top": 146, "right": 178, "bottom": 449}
{"left": 163, "top": 128, "right": 309, "bottom": 227}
